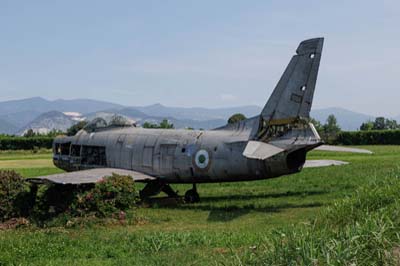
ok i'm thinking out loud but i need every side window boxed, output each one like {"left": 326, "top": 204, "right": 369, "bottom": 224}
{"left": 60, "top": 142, "right": 71, "bottom": 155}
{"left": 81, "top": 145, "right": 107, "bottom": 166}
{"left": 54, "top": 143, "right": 61, "bottom": 155}
{"left": 71, "top": 145, "right": 81, "bottom": 156}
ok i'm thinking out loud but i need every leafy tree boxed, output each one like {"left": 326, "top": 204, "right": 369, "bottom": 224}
{"left": 23, "top": 129, "right": 36, "bottom": 137}
{"left": 360, "top": 121, "right": 374, "bottom": 131}
{"left": 142, "top": 122, "right": 157, "bottom": 128}
{"left": 159, "top": 119, "right": 174, "bottom": 129}
{"left": 228, "top": 113, "right": 246, "bottom": 124}
{"left": 143, "top": 119, "right": 174, "bottom": 129}
{"left": 365, "top": 117, "right": 400, "bottom": 131}
{"left": 321, "top": 114, "right": 341, "bottom": 143}
{"left": 46, "top": 129, "right": 65, "bottom": 137}
{"left": 373, "top": 117, "right": 386, "bottom": 130}
{"left": 323, "top": 115, "right": 341, "bottom": 134}
{"left": 67, "top": 121, "right": 88, "bottom": 136}
{"left": 385, "top": 118, "right": 398, "bottom": 130}
{"left": 23, "top": 129, "right": 64, "bottom": 138}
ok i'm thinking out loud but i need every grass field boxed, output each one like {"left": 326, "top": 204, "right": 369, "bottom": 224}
{"left": 0, "top": 146, "right": 399, "bottom": 265}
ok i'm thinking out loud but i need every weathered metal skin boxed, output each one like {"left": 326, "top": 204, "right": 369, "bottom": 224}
{"left": 53, "top": 116, "right": 320, "bottom": 184}
{"left": 52, "top": 37, "right": 325, "bottom": 186}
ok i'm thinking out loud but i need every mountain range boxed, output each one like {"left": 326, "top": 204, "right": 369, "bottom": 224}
{"left": 0, "top": 97, "right": 384, "bottom": 135}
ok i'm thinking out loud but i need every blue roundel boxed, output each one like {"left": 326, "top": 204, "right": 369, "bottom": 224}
{"left": 195, "top": 149, "right": 209, "bottom": 169}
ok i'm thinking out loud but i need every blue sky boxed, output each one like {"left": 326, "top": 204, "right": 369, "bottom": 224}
{"left": 0, "top": 0, "right": 398, "bottom": 116}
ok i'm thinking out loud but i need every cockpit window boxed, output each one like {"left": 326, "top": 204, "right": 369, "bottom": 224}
{"left": 84, "top": 114, "right": 135, "bottom": 133}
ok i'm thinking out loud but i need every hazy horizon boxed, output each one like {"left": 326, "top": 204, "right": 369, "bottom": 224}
{"left": 0, "top": 95, "right": 382, "bottom": 118}
{"left": 1, "top": 1, "right": 398, "bottom": 117}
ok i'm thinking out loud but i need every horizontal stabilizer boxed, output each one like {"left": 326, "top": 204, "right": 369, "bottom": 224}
{"left": 304, "top": 160, "right": 349, "bottom": 168}
{"left": 314, "top": 145, "right": 373, "bottom": 154}
{"left": 26, "top": 168, "right": 156, "bottom": 185}
{"left": 243, "top": 141, "right": 284, "bottom": 160}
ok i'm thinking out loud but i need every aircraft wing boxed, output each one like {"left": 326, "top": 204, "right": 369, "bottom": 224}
{"left": 304, "top": 145, "right": 372, "bottom": 168}
{"left": 26, "top": 168, "right": 156, "bottom": 185}
{"left": 304, "top": 160, "right": 349, "bottom": 168}
{"left": 314, "top": 145, "right": 372, "bottom": 154}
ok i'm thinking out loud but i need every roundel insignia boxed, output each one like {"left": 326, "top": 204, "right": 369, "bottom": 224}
{"left": 194, "top": 149, "right": 210, "bottom": 169}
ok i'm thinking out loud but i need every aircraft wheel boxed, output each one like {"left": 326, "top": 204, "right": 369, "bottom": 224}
{"left": 184, "top": 189, "right": 200, "bottom": 203}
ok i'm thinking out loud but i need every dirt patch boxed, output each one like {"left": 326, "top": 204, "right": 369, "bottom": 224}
{"left": 391, "top": 246, "right": 400, "bottom": 265}
{"left": 0, "top": 218, "right": 29, "bottom": 230}
{"left": 213, "top": 247, "right": 229, "bottom": 254}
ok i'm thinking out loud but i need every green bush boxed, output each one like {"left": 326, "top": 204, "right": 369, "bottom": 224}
{"left": 0, "top": 172, "right": 138, "bottom": 226}
{"left": 0, "top": 170, "right": 31, "bottom": 222}
{"left": 0, "top": 136, "right": 53, "bottom": 150}
{"left": 31, "top": 174, "right": 139, "bottom": 226}
{"left": 336, "top": 130, "right": 400, "bottom": 145}
{"left": 70, "top": 174, "right": 138, "bottom": 218}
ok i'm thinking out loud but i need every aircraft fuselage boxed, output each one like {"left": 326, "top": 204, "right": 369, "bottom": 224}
{"left": 53, "top": 125, "right": 304, "bottom": 184}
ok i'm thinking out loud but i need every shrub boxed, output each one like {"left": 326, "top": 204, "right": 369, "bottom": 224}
{"left": 0, "top": 136, "right": 53, "bottom": 150}
{"left": 70, "top": 174, "right": 138, "bottom": 218}
{"left": 32, "top": 184, "right": 82, "bottom": 224}
{"left": 0, "top": 170, "right": 31, "bottom": 222}
{"left": 336, "top": 130, "right": 400, "bottom": 145}
{"left": 32, "top": 174, "right": 139, "bottom": 224}
{"left": 0, "top": 172, "right": 139, "bottom": 227}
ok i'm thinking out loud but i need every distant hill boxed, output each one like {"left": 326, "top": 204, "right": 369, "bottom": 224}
{"left": 86, "top": 107, "right": 150, "bottom": 121}
{"left": 0, "top": 97, "right": 123, "bottom": 134}
{"left": 0, "top": 110, "right": 43, "bottom": 129}
{"left": 17, "top": 111, "right": 76, "bottom": 135}
{"left": 134, "top": 104, "right": 375, "bottom": 131}
{"left": 134, "top": 103, "right": 262, "bottom": 121}
{"left": 0, "top": 97, "right": 122, "bottom": 119}
{"left": 0, "top": 97, "right": 384, "bottom": 134}
{"left": 87, "top": 109, "right": 226, "bottom": 130}
{"left": 311, "top": 107, "right": 374, "bottom": 131}
{"left": 0, "top": 97, "right": 50, "bottom": 115}
{"left": 0, "top": 118, "right": 18, "bottom": 135}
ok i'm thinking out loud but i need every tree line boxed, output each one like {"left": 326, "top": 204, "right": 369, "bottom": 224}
{"left": 359, "top": 117, "right": 400, "bottom": 131}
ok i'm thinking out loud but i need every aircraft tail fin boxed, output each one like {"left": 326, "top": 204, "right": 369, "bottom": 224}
{"left": 261, "top": 38, "right": 324, "bottom": 125}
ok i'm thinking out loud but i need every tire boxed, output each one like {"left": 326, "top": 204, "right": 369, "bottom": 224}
{"left": 184, "top": 189, "right": 200, "bottom": 203}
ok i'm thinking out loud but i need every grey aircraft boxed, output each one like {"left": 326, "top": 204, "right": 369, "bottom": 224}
{"left": 29, "top": 38, "right": 371, "bottom": 202}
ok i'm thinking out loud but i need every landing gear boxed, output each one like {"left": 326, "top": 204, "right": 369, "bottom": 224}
{"left": 184, "top": 184, "right": 200, "bottom": 203}
{"left": 140, "top": 180, "right": 179, "bottom": 200}
{"left": 140, "top": 181, "right": 200, "bottom": 204}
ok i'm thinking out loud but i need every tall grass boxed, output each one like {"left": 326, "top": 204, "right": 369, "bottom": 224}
{"left": 246, "top": 172, "right": 400, "bottom": 265}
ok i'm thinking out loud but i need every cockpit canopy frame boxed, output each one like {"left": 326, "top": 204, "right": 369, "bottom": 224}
{"left": 84, "top": 114, "right": 135, "bottom": 133}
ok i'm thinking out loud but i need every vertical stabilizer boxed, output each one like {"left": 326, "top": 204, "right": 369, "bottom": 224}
{"left": 261, "top": 38, "right": 324, "bottom": 125}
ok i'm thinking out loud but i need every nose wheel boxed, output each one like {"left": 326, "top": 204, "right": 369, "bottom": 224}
{"left": 184, "top": 184, "right": 200, "bottom": 203}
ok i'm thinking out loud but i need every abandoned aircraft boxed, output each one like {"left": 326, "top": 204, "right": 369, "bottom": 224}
{"left": 28, "top": 38, "right": 371, "bottom": 203}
